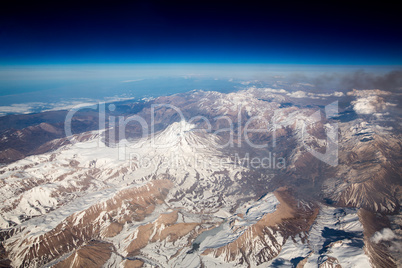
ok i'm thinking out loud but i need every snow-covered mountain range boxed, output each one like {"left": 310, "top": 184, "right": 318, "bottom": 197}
{"left": 0, "top": 88, "right": 401, "bottom": 267}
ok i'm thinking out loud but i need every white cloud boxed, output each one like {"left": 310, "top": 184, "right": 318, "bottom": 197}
{"left": 265, "top": 88, "right": 288, "bottom": 94}
{"left": 333, "top": 91, "right": 345, "bottom": 97}
{"left": 121, "top": 79, "right": 144, "bottom": 83}
{"left": 287, "top": 90, "right": 308, "bottom": 98}
{"left": 347, "top": 89, "right": 395, "bottom": 115}
{"left": 241, "top": 80, "right": 260, "bottom": 85}
{"left": 351, "top": 95, "right": 387, "bottom": 114}
{"left": 292, "top": 82, "right": 315, "bottom": 88}
{"left": 371, "top": 228, "right": 396, "bottom": 243}
{"left": 314, "top": 91, "right": 344, "bottom": 98}
{"left": 385, "top": 102, "right": 398, "bottom": 107}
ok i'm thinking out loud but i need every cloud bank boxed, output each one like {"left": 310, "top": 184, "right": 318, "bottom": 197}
{"left": 0, "top": 96, "right": 135, "bottom": 117}
{"left": 246, "top": 86, "right": 344, "bottom": 100}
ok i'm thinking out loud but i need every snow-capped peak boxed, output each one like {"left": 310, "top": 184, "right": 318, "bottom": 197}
{"left": 151, "top": 120, "right": 216, "bottom": 151}
{"left": 160, "top": 120, "right": 196, "bottom": 138}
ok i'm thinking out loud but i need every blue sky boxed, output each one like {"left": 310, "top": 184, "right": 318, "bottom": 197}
{"left": 0, "top": 1, "right": 401, "bottom": 66}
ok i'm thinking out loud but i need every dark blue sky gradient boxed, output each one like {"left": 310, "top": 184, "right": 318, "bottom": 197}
{"left": 1, "top": 1, "right": 401, "bottom": 65}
